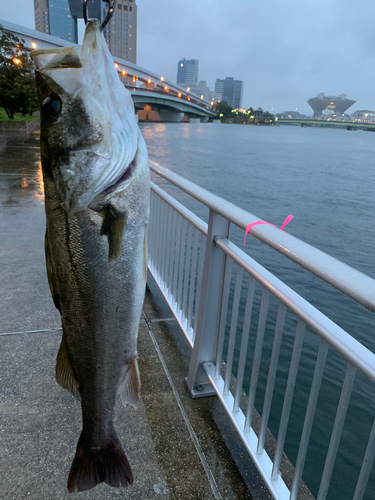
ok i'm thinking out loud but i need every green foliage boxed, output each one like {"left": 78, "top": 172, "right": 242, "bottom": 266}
{"left": 213, "top": 101, "right": 275, "bottom": 125}
{"left": 0, "top": 107, "right": 38, "bottom": 122}
{"left": 212, "top": 100, "right": 233, "bottom": 119}
{"left": 0, "top": 25, "right": 38, "bottom": 119}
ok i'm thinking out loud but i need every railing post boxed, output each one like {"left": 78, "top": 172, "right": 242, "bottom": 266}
{"left": 186, "top": 210, "right": 230, "bottom": 398}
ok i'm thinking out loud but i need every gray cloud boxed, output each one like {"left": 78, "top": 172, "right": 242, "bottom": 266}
{"left": 1, "top": 0, "right": 374, "bottom": 114}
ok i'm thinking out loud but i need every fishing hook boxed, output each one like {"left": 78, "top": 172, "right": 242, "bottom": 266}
{"left": 82, "top": 0, "right": 88, "bottom": 24}
{"left": 100, "top": 0, "right": 115, "bottom": 31}
{"left": 82, "top": 0, "right": 114, "bottom": 31}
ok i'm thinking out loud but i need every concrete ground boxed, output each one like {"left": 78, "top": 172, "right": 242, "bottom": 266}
{"left": 0, "top": 130, "right": 274, "bottom": 500}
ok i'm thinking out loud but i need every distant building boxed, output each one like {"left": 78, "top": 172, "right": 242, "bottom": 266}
{"left": 187, "top": 81, "right": 219, "bottom": 103}
{"left": 34, "top": 0, "right": 80, "bottom": 43}
{"left": 34, "top": 0, "right": 137, "bottom": 64}
{"left": 102, "top": 0, "right": 137, "bottom": 64}
{"left": 351, "top": 110, "right": 375, "bottom": 122}
{"left": 276, "top": 111, "right": 309, "bottom": 119}
{"left": 215, "top": 77, "right": 243, "bottom": 108}
{"left": 307, "top": 93, "right": 356, "bottom": 118}
{"left": 177, "top": 59, "right": 199, "bottom": 86}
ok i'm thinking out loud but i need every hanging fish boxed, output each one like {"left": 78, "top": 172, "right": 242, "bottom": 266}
{"left": 31, "top": 7, "right": 149, "bottom": 492}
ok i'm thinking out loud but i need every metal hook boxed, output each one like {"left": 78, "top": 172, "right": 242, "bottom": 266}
{"left": 82, "top": 0, "right": 88, "bottom": 24}
{"left": 100, "top": 0, "right": 115, "bottom": 32}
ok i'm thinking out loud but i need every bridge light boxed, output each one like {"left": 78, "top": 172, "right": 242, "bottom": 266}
{"left": 200, "top": 95, "right": 204, "bottom": 99}
{"left": 31, "top": 41, "right": 37, "bottom": 49}
{"left": 160, "top": 76, "right": 164, "bottom": 82}
{"left": 122, "top": 70, "right": 126, "bottom": 75}
{"left": 13, "top": 58, "right": 21, "bottom": 65}
{"left": 178, "top": 92, "right": 181, "bottom": 97}
{"left": 187, "top": 87, "right": 190, "bottom": 92}
{"left": 115, "top": 63, "right": 118, "bottom": 69}
{"left": 188, "top": 97, "right": 191, "bottom": 101}
{"left": 164, "top": 86, "right": 169, "bottom": 91}
{"left": 147, "top": 79, "right": 151, "bottom": 84}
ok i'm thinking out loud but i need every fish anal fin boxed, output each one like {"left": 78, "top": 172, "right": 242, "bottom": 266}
{"left": 67, "top": 429, "right": 133, "bottom": 492}
{"left": 45, "top": 231, "right": 61, "bottom": 313}
{"left": 100, "top": 205, "right": 126, "bottom": 262}
{"left": 56, "top": 334, "right": 81, "bottom": 401}
{"left": 119, "top": 358, "right": 141, "bottom": 408}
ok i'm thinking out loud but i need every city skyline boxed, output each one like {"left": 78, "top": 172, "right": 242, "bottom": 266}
{"left": 1, "top": 0, "right": 375, "bottom": 114}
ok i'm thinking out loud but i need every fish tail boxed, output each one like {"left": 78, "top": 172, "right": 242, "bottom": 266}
{"left": 67, "top": 429, "right": 133, "bottom": 492}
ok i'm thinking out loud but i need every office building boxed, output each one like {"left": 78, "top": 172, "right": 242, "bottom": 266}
{"left": 307, "top": 93, "right": 356, "bottom": 118}
{"left": 34, "top": 0, "right": 78, "bottom": 43}
{"left": 215, "top": 77, "right": 243, "bottom": 108}
{"left": 34, "top": 0, "right": 137, "bottom": 65}
{"left": 177, "top": 59, "right": 199, "bottom": 87}
{"left": 102, "top": 0, "right": 137, "bottom": 63}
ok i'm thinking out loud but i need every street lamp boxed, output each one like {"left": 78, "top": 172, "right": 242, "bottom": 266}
{"left": 13, "top": 58, "right": 21, "bottom": 65}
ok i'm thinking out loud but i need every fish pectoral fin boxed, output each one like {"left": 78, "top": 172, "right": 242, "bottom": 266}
{"left": 56, "top": 334, "right": 81, "bottom": 401}
{"left": 100, "top": 205, "right": 126, "bottom": 262}
{"left": 119, "top": 358, "right": 141, "bottom": 408}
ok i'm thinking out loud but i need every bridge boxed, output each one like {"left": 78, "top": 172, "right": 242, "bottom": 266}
{"left": 277, "top": 117, "right": 375, "bottom": 131}
{"left": 0, "top": 19, "right": 217, "bottom": 123}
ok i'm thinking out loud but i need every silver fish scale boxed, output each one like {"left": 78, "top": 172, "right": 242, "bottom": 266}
{"left": 44, "top": 157, "right": 149, "bottom": 441}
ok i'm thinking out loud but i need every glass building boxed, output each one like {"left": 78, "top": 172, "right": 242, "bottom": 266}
{"left": 177, "top": 59, "right": 199, "bottom": 87}
{"left": 215, "top": 77, "right": 244, "bottom": 109}
{"left": 34, "top": 0, "right": 77, "bottom": 43}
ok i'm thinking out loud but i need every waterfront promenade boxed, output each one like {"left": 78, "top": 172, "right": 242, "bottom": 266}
{"left": 0, "top": 130, "right": 267, "bottom": 499}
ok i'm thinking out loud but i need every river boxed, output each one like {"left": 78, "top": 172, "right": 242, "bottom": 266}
{"left": 140, "top": 122, "right": 375, "bottom": 500}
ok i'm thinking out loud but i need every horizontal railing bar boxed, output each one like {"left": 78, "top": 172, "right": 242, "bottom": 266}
{"left": 215, "top": 237, "right": 375, "bottom": 386}
{"left": 151, "top": 181, "right": 208, "bottom": 236}
{"left": 150, "top": 162, "right": 375, "bottom": 313}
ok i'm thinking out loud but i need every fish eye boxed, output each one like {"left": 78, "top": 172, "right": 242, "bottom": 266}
{"left": 42, "top": 95, "right": 62, "bottom": 120}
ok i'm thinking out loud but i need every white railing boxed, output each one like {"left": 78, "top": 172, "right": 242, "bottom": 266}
{"left": 147, "top": 161, "right": 375, "bottom": 500}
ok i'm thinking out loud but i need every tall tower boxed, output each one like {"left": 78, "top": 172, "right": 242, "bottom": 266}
{"left": 177, "top": 59, "right": 199, "bottom": 87}
{"left": 103, "top": 0, "right": 137, "bottom": 64}
{"left": 34, "top": 0, "right": 78, "bottom": 43}
{"left": 215, "top": 77, "right": 243, "bottom": 108}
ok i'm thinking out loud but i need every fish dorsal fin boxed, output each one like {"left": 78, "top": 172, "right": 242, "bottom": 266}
{"left": 56, "top": 334, "right": 81, "bottom": 401}
{"left": 119, "top": 358, "right": 140, "bottom": 408}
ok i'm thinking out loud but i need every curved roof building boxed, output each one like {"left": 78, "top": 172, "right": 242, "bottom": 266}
{"left": 308, "top": 93, "right": 356, "bottom": 118}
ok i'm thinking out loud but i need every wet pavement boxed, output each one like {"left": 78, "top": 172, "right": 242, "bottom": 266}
{"left": 0, "top": 130, "right": 273, "bottom": 500}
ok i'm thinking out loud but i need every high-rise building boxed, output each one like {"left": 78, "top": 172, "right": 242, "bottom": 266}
{"left": 177, "top": 59, "right": 199, "bottom": 87}
{"left": 68, "top": 0, "right": 102, "bottom": 22}
{"left": 215, "top": 77, "right": 244, "bottom": 109}
{"left": 103, "top": 0, "right": 137, "bottom": 64}
{"left": 34, "top": 0, "right": 137, "bottom": 65}
{"left": 34, "top": 0, "right": 78, "bottom": 43}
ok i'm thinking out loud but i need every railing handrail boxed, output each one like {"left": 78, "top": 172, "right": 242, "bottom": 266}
{"left": 150, "top": 161, "right": 375, "bottom": 313}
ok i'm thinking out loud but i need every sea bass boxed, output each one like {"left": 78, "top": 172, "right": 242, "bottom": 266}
{"left": 31, "top": 19, "right": 150, "bottom": 492}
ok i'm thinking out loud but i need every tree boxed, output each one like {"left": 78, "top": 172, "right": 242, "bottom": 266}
{"left": 0, "top": 25, "right": 38, "bottom": 119}
{"left": 212, "top": 100, "right": 233, "bottom": 120}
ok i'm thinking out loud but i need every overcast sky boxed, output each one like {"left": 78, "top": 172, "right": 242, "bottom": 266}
{"left": 1, "top": 0, "right": 375, "bottom": 114}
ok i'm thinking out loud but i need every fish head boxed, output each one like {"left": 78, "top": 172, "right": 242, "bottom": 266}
{"left": 31, "top": 19, "right": 140, "bottom": 213}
